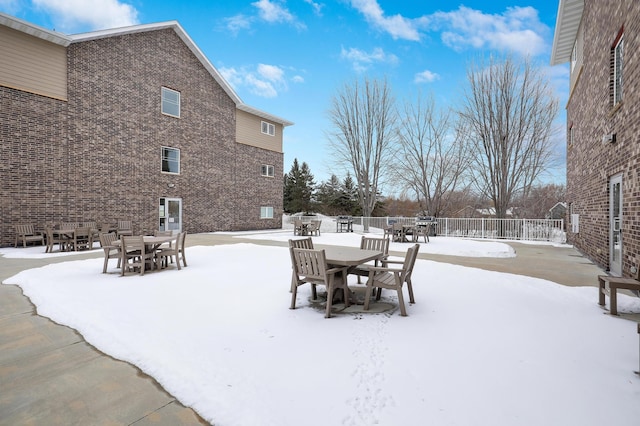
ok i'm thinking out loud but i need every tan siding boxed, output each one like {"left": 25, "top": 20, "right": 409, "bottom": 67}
{"left": 0, "top": 25, "right": 67, "bottom": 100}
{"left": 236, "top": 109, "right": 283, "bottom": 153}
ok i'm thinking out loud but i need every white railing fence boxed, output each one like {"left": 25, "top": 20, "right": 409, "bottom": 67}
{"left": 286, "top": 215, "right": 566, "bottom": 243}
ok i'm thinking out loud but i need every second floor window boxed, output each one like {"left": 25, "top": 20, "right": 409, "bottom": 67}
{"left": 161, "top": 146, "right": 180, "bottom": 174}
{"left": 261, "top": 121, "right": 275, "bottom": 136}
{"left": 261, "top": 164, "right": 275, "bottom": 177}
{"left": 162, "top": 87, "right": 180, "bottom": 118}
{"left": 614, "top": 35, "right": 623, "bottom": 105}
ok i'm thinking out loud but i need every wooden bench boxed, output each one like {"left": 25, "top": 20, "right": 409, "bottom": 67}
{"left": 14, "top": 224, "right": 44, "bottom": 248}
{"left": 598, "top": 270, "right": 640, "bottom": 315}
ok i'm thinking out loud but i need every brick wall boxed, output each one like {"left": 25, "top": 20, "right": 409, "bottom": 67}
{"left": 1, "top": 28, "right": 283, "bottom": 246}
{"left": 566, "top": 0, "right": 640, "bottom": 275}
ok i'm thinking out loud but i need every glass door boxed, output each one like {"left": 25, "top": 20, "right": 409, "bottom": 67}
{"left": 609, "top": 174, "right": 622, "bottom": 276}
{"left": 159, "top": 197, "right": 182, "bottom": 232}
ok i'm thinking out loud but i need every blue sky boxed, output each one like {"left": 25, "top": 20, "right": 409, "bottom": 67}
{"left": 1, "top": 0, "right": 568, "bottom": 188}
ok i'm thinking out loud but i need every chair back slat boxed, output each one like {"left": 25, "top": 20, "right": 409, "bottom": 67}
{"left": 292, "top": 248, "right": 327, "bottom": 280}
{"left": 289, "top": 237, "right": 314, "bottom": 250}
{"left": 401, "top": 244, "right": 420, "bottom": 281}
{"left": 360, "top": 236, "right": 389, "bottom": 255}
{"left": 99, "top": 232, "right": 118, "bottom": 247}
{"left": 15, "top": 224, "right": 35, "bottom": 235}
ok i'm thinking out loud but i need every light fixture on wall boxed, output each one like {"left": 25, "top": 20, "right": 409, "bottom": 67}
{"left": 167, "top": 183, "right": 175, "bottom": 188}
{"left": 602, "top": 133, "right": 616, "bottom": 144}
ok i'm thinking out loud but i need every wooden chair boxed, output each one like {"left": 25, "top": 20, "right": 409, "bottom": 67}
{"left": 293, "top": 219, "right": 304, "bottom": 236}
{"left": 288, "top": 238, "right": 314, "bottom": 293}
{"left": 351, "top": 236, "right": 390, "bottom": 284}
{"left": 156, "top": 231, "right": 187, "bottom": 270}
{"left": 117, "top": 220, "right": 133, "bottom": 238}
{"left": 120, "top": 235, "right": 155, "bottom": 276}
{"left": 308, "top": 220, "right": 322, "bottom": 236}
{"left": 391, "top": 222, "right": 405, "bottom": 242}
{"left": 413, "top": 226, "right": 430, "bottom": 243}
{"left": 14, "top": 224, "right": 44, "bottom": 248}
{"left": 290, "top": 247, "right": 350, "bottom": 318}
{"left": 99, "top": 232, "right": 121, "bottom": 273}
{"left": 44, "top": 227, "right": 66, "bottom": 253}
{"left": 364, "top": 244, "right": 419, "bottom": 316}
{"left": 72, "top": 227, "right": 93, "bottom": 251}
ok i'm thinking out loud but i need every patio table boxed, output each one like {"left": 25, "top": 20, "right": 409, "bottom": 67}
{"left": 113, "top": 235, "right": 177, "bottom": 271}
{"left": 321, "top": 246, "right": 384, "bottom": 304}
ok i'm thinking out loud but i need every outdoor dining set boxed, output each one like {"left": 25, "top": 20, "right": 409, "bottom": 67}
{"left": 13, "top": 221, "right": 187, "bottom": 276}
{"left": 289, "top": 235, "right": 419, "bottom": 318}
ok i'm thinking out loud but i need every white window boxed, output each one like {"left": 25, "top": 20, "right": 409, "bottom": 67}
{"left": 162, "top": 87, "right": 180, "bottom": 118}
{"left": 161, "top": 146, "right": 180, "bottom": 174}
{"left": 614, "top": 35, "right": 624, "bottom": 105}
{"left": 261, "top": 121, "right": 275, "bottom": 136}
{"left": 260, "top": 206, "right": 274, "bottom": 219}
{"left": 261, "top": 164, "right": 275, "bottom": 177}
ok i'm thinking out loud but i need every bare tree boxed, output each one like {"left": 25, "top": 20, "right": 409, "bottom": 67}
{"left": 327, "top": 77, "right": 396, "bottom": 229}
{"left": 459, "top": 55, "right": 559, "bottom": 218}
{"left": 394, "top": 93, "right": 471, "bottom": 217}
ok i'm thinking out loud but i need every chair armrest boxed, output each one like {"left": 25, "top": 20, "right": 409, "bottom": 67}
{"left": 367, "top": 265, "right": 403, "bottom": 274}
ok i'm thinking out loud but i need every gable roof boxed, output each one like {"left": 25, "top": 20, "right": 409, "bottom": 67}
{"left": 550, "top": 0, "right": 584, "bottom": 65}
{"left": 0, "top": 13, "right": 293, "bottom": 127}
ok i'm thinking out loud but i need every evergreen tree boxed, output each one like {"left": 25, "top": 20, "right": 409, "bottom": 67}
{"left": 283, "top": 159, "right": 315, "bottom": 213}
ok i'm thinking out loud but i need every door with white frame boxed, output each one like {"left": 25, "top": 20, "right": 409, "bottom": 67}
{"left": 159, "top": 197, "right": 182, "bottom": 232}
{"left": 609, "top": 174, "right": 623, "bottom": 276}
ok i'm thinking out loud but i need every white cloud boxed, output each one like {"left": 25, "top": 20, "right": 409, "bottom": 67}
{"left": 223, "top": 14, "right": 253, "bottom": 36}
{"left": 292, "top": 75, "right": 305, "bottom": 83}
{"left": 220, "top": 64, "right": 290, "bottom": 98}
{"left": 340, "top": 46, "right": 398, "bottom": 72}
{"left": 303, "top": 0, "right": 324, "bottom": 16}
{"left": 350, "top": 0, "right": 420, "bottom": 41}
{"left": 431, "top": 6, "right": 549, "bottom": 56}
{"left": 252, "top": 0, "right": 306, "bottom": 30}
{"left": 32, "top": 0, "right": 139, "bottom": 32}
{"left": 414, "top": 69, "right": 440, "bottom": 84}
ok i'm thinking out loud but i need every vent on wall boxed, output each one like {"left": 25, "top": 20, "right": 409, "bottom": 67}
{"left": 602, "top": 133, "right": 616, "bottom": 144}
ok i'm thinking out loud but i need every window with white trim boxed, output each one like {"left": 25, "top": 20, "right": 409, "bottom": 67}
{"left": 260, "top": 206, "right": 274, "bottom": 219}
{"left": 162, "top": 87, "right": 180, "bottom": 118}
{"left": 161, "top": 146, "right": 180, "bottom": 174}
{"left": 261, "top": 121, "right": 275, "bottom": 136}
{"left": 614, "top": 35, "right": 624, "bottom": 105}
{"left": 261, "top": 164, "right": 275, "bottom": 177}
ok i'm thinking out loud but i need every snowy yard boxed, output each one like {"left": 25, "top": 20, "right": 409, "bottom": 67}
{"left": 2, "top": 229, "right": 640, "bottom": 425}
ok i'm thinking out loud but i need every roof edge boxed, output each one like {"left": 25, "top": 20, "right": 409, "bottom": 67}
{"left": 0, "top": 12, "right": 71, "bottom": 46}
{"left": 238, "top": 104, "right": 294, "bottom": 127}
{"left": 550, "top": 0, "right": 584, "bottom": 65}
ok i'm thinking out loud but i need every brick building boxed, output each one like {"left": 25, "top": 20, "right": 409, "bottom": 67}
{"left": 551, "top": 0, "right": 639, "bottom": 276}
{"left": 0, "top": 13, "right": 292, "bottom": 246}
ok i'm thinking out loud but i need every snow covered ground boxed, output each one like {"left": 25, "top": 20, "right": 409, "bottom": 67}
{"left": 3, "top": 229, "right": 640, "bottom": 425}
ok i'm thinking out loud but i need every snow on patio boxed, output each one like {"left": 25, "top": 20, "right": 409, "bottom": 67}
{"left": 3, "top": 233, "right": 640, "bottom": 425}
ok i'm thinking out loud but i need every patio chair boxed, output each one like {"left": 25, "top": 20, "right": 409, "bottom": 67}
{"left": 72, "top": 227, "right": 93, "bottom": 251}
{"left": 288, "top": 238, "right": 314, "bottom": 293}
{"left": 44, "top": 227, "right": 66, "bottom": 253}
{"left": 414, "top": 226, "right": 429, "bottom": 243}
{"left": 120, "top": 235, "right": 155, "bottom": 276}
{"left": 117, "top": 220, "right": 133, "bottom": 238}
{"left": 290, "top": 247, "right": 350, "bottom": 318}
{"left": 308, "top": 220, "right": 322, "bottom": 236}
{"left": 14, "top": 224, "right": 44, "bottom": 248}
{"left": 156, "top": 231, "right": 187, "bottom": 270}
{"left": 351, "top": 236, "right": 390, "bottom": 284}
{"left": 364, "top": 244, "right": 419, "bottom": 316}
{"left": 99, "top": 232, "right": 121, "bottom": 273}
{"left": 293, "top": 219, "right": 304, "bottom": 236}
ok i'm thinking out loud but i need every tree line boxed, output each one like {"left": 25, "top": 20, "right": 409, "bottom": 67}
{"left": 285, "top": 55, "right": 563, "bottom": 224}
